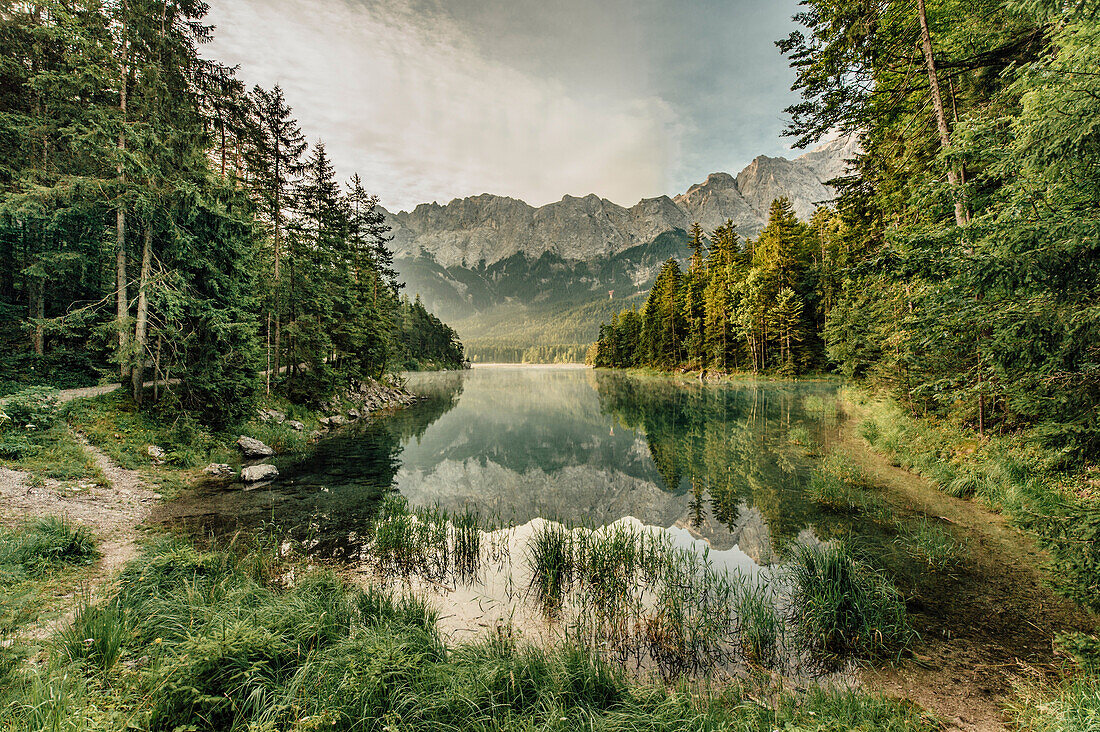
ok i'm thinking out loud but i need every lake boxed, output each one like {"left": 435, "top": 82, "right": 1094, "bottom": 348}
{"left": 164, "top": 365, "right": 856, "bottom": 571}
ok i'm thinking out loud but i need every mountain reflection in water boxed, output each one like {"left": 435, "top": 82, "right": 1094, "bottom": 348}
{"left": 162, "top": 366, "right": 845, "bottom": 567}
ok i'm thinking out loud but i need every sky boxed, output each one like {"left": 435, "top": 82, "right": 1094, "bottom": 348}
{"left": 205, "top": 0, "right": 804, "bottom": 212}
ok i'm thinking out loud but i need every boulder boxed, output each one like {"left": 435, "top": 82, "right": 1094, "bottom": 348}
{"left": 203, "top": 463, "right": 235, "bottom": 477}
{"left": 147, "top": 445, "right": 166, "bottom": 463}
{"left": 241, "top": 464, "right": 279, "bottom": 483}
{"left": 237, "top": 435, "right": 275, "bottom": 458}
{"left": 320, "top": 415, "right": 347, "bottom": 429}
{"left": 286, "top": 420, "right": 305, "bottom": 432}
{"left": 347, "top": 408, "right": 361, "bottom": 420}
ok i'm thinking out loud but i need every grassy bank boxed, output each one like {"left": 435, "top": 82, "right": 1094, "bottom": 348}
{"left": 843, "top": 389, "right": 1100, "bottom": 730}
{"left": 0, "top": 385, "right": 371, "bottom": 498}
{"left": 1, "top": 518, "right": 100, "bottom": 679}
{"left": 843, "top": 389, "right": 1100, "bottom": 613}
{"left": 0, "top": 531, "right": 938, "bottom": 732}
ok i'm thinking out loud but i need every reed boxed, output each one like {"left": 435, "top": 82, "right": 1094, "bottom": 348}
{"left": 785, "top": 542, "right": 915, "bottom": 666}
{"left": 894, "top": 517, "right": 969, "bottom": 573}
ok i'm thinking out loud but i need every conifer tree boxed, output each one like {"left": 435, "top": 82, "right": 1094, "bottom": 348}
{"left": 246, "top": 84, "right": 307, "bottom": 391}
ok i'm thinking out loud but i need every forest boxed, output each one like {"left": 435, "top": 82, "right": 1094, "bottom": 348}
{"left": 594, "top": 0, "right": 1100, "bottom": 463}
{"left": 0, "top": 0, "right": 464, "bottom": 427}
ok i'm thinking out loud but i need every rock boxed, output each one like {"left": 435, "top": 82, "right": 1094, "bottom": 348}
{"left": 203, "top": 463, "right": 235, "bottom": 477}
{"left": 286, "top": 420, "right": 304, "bottom": 431}
{"left": 241, "top": 464, "right": 279, "bottom": 483}
{"left": 309, "top": 430, "right": 323, "bottom": 440}
{"left": 147, "top": 445, "right": 166, "bottom": 462}
{"left": 237, "top": 435, "right": 275, "bottom": 458}
{"left": 266, "top": 409, "right": 287, "bottom": 423}
{"left": 382, "top": 134, "right": 857, "bottom": 269}
{"left": 320, "top": 415, "right": 347, "bottom": 429}
{"left": 347, "top": 408, "right": 361, "bottom": 420}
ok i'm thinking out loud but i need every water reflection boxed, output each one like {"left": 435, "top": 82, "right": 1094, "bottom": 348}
{"left": 162, "top": 367, "right": 844, "bottom": 568}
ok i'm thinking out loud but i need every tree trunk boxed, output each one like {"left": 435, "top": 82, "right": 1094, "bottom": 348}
{"left": 132, "top": 222, "right": 153, "bottom": 406}
{"left": 916, "top": 0, "right": 969, "bottom": 226}
{"left": 116, "top": 9, "right": 130, "bottom": 379}
{"left": 29, "top": 275, "right": 44, "bottom": 355}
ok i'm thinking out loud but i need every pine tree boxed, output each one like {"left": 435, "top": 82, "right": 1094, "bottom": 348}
{"left": 246, "top": 84, "right": 307, "bottom": 391}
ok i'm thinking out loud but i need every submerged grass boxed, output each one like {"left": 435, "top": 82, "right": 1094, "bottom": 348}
{"left": 847, "top": 389, "right": 1100, "bottom": 612}
{"left": 0, "top": 537, "right": 941, "bottom": 732}
{"left": 893, "top": 517, "right": 969, "bottom": 574}
{"left": 806, "top": 454, "right": 888, "bottom": 518}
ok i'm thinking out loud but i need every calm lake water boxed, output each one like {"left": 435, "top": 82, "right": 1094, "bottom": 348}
{"left": 164, "top": 366, "right": 853, "bottom": 566}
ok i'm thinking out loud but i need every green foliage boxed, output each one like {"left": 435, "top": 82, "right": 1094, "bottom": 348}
{"left": 1, "top": 387, "right": 61, "bottom": 431}
{"left": 779, "top": 0, "right": 1100, "bottom": 460}
{"left": 0, "top": 3, "right": 460, "bottom": 429}
{"left": 786, "top": 542, "right": 915, "bottom": 666}
{"left": 0, "top": 517, "right": 98, "bottom": 577}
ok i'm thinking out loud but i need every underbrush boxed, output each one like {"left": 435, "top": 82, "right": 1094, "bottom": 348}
{"left": 0, "top": 537, "right": 940, "bottom": 732}
{"left": 0, "top": 518, "right": 100, "bottom": 680}
{"left": 62, "top": 391, "right": 319, "bottom": 485}
{"left": 846, "top": 389, "right": 1100, "bottom": 612}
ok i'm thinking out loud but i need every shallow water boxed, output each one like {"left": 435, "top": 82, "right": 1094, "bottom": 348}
{"left": 165, "top": 366, "right": 855, "bottom": 569}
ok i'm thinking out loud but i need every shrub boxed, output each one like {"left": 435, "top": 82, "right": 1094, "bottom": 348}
{"left": 2, "top": 387, "right": 61, "bottom": 431}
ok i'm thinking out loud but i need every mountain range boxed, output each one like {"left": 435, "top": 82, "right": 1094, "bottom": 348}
{"left": 386, "top": 134, "right": 857, "bottom": 360}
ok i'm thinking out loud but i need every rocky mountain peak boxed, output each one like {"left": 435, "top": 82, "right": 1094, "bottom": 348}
{"left": 385, "top": 133, "right": 857, "bottom": 267}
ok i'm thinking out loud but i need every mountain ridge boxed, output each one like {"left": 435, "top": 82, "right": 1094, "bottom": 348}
{"left": 383, "top": 134, "right": 857, "bottom": 269}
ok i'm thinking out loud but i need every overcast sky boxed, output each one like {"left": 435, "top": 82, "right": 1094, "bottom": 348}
{"left": 206, "top": 0, "right": 803, "bottom": 212}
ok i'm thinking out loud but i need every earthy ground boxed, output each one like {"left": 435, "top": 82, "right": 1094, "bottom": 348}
{"left": 1, "top": 385, "right": 161, "bottom": 635}
{"left": 838, "top": 408, "right": 1098, "bottom": 732}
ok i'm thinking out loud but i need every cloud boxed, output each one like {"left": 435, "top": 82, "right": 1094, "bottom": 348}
{"left": 206, "top": 0, "right": 684, "bottom": 211}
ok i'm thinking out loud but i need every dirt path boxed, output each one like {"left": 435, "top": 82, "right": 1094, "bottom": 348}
{"left": 837, "top": 409, "right": 1097, "bottom": 732}
{"left": 0, "top": 431, "right": 159, "bottom": 637}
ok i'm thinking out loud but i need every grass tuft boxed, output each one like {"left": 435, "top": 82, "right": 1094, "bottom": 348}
{"left": 786, "top": 541, "right": 916, "bottom": 666}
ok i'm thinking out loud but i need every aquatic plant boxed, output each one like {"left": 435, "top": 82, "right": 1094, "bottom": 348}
{"left": 894, "top": 517, "right": 969, "bottom": 573}
{"left": 367, "top": 495, "right": 495, "bottom": 586}
{"left": 785, "top": 541, "right": 915, "bottom": 666}
{"left": 526, "top": 521, "right": 574, "bottom": 614}
{"left": 734, "top": 581, "right": 782, "bottom": 670}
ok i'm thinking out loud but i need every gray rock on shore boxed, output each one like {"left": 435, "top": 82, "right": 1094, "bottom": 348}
{"left": 241, "top": 464, "right": 279, "bottom": 483}
{"left": 237, "top": 435, "right": 275, "bottom": 458}
{"left": 203, "top": 463, "right": 235, "bottom": 478}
